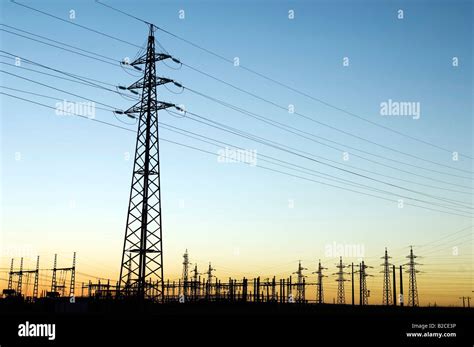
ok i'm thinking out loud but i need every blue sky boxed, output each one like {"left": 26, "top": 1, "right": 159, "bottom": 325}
{"left": 0, "top": 0, "right": 472, "bottom": 304}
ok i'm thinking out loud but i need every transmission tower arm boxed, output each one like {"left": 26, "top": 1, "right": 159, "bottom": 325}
{"left": 117, "top": 101, "right": 181, "bottom": 117}
{"left": 125, "top": 77, "right": 182, "bottom": 91}
{"left": 131, "top": 53, "right": 173, "bottom": 66}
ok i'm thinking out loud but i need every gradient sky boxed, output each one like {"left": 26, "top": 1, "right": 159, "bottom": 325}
{"left": 0, "top": 0, "right": 472, "bottom": 306}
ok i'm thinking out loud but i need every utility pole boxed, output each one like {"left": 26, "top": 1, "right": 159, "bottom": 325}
{"left": 392, "top": 264, "right": 397, "bottom": 306}
{"left": 117, "top": 24, "right": 182, "bottom": 302}
{"left": 333, "top": 256, "right": 349, "bottom": 304}
{"left": 351, "top": 262, "right": 354, "bottom": 305}
{"left": 399, "top": 265, "right": 404, "bottom": 306}
{"left": 381, "top": 248, "right": 392, "bottom": 305}
{"left": 313, "top": 260, "right": 327, "bottom": 304}
{"left": 405, "top": 246, "right": 420, "bottom": 307}
{"left": 459, "top": 296, "right": 471, "bottom": 308}
{"left": 182, "top": 249, "right": 190, "bottom": 297}
{"left": 293, "top": 261, "right": 307, "bottom": 303}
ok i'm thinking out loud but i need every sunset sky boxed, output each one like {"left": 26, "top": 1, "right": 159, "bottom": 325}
{"left": 0, "top": 0, "right": 472, "bottom": 306}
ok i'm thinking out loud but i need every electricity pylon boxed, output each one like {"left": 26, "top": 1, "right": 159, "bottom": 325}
{"left": 117, "top": 24, "right": 182, "bottom": 301}
{"left": 191, "top": 264, "right": 201, "bottom": 300}
{"left": 182, "top": 249, "right": 190, "bottom": 296}
{"left": 205, "top": 262, "right": 216, "bottom": 299}
{"left": 334, "top": 256, "right": 349, "bottom": 304}
{"left": 405, "top": 246, "right": 420, "bottom": 307}
{"left": 356, "top": 261, "right": 373, "bottom": 305}
{"left": 293, "top": 261, "right": 307, "bottom": 302}
{"left": 313, "top": 260, "right": 327, "bottom": 304}
{"left": 381, "top": 248, "right": 392, "bottom": 305}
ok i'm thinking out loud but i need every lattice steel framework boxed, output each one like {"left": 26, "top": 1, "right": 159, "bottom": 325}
{"left": 118, "top": 24, "right": 178, "bottom": 301}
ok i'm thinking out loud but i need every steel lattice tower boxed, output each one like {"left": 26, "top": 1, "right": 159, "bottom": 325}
{"left": 191, "top": 264, "right": 200, "bottom": 299}
{"left": 334, "top": 256, "right": 348, "bottom": 304}
{"left": 16, "top": 258, "right": 23, "bottom": 295}
{"left": 118, "top": 24, "right": 180, "bottom": 301}
{"left": 313, "top": 260, "right": 327, "bottom": 304}
{"left": 51, "top": 254, "right": 57, "bottom": 293}
{"left": 7, "top": 258, "right": 14, "bottom": 291}
{"left": 293, "top": 261, "right": 307, "bottom": 302}
{"left": 205, "top": 262, "right": 215, "bottom": 299}
{"left": 182, "top": 249, "right": 190, "bottom": 296}
{"left": 69, "top": 252, "right": 76, "bottom": 298}
{"left": 32, "top": 256, "right": 39, "bottom": 300}
{"left": 405, "top": 246, "right": 420, "bottom": 307}
{"left": 357, "top": 261, "right": 372, "bottom": 305}
{"left": 381, "top": 248, "right": 392, "bottom": 305}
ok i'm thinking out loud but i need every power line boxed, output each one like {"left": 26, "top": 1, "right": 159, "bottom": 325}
{"left": 184, "top": 86, "right": 474, "bottom": 183}
{"left": 106, "top": 4, "right": 472, "bottom": 160}
{"left": 1, "top": 70, "right": 117, "bottom": 110}
{"left": 0, "top": 52, "right": 142, "bottom": 111}
{"left": 10, "top": 0, "right": 142, "bottom": 49}
{"left": 0, "top": 24, "right": 121, "bottom": 63}
{"left": 3, "top": 57, "right": 471, "bottom": 210}
{"left": 0, "top": 86, "right": 117, "bottom": 113}
{"left": 181, "top": 65, "right": 472, "bottom": 177}
{"left": 94, "top": 0, "right": 473, "bottom": 161}
{"left": 4, "top": 24, "right": 470, "bottom": 183}
{"left": 0, "top": 28, "right": 123, "bottom": 68}
{"left": 11, "top": 0, "right": 472, "bottom": 172}
{"left": 0, "top": 57, "right": 137, "bottom": 101}
{"left": 0, "top": 59, "right": 116, "bottom": 90}
{"left": 169, "top": 107, "right": 473, "bottom": 208}
{"left": 170, "top": 110, "right": 473, "bottom": 212}
{"left": 2, "top": 91, "right": 472, "bottom": 219}
{"left": 5, "top": 79, "right": 469, "bottom": 212}
{"left": 3, "top": 49, "right": 470, "bottom": 193}
{"left": 160, "top": 120, "right": 471, "bottom": 212}
{"left": 0, "top": 52, "right": 119, "bottom": 88}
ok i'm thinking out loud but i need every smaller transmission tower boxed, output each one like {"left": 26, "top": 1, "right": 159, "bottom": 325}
{"left": 293, "top": 261, "right": 307, "bottom": 302}
{"left": 357, "top": 261, "right": 373, "bottom": 305}
{"left": 49, "top": 253, "right": 76, "bottom": 297}
{"left": 16, "top": 258, "right": 23, "bottom": 296}
{"left": 51, "top": 254, "right": 57, "bottom": 293}
{"left": 32, "top": 256, "right": 39, "bottom": 300}
{"left": 405, "top": 246, "right": 420, "bottom": 307}
{"left": 313, "top": 260, "right": 327, "bottom": 304}
{"left": 191, "top": 264, "right": 200, "bottom": 299}
{"left": 70, "top": 252, "right": 76, "bottom": 298}
{"left": 7, "top": 258, "right": 14, "bottom": 291}
{"left": 6, "top": 257, "right": 40, "bottom": 299}
{"left": 334, "top": 256, "right": 349, "bottom": 304}
{"left": 381, "top": 248, "right": 392, "bottom": 305}
{"left": 205, "top": 262, "right": 215, "bottom": 299}
{"left": 182, "top": 249, "right": 190, "bottom": 296}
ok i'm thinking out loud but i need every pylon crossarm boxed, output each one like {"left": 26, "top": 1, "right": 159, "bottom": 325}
{"left": 131, "top": 53, "right": 172, "bottom": 66}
